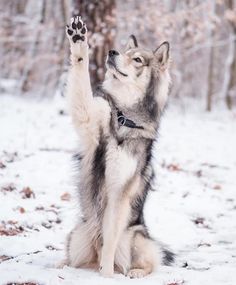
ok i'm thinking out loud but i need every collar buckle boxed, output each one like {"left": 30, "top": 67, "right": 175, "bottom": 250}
{"left": 116, "top": 109, "right": 144, "bottom": 130}
{"left": 117, "top": 114, "right": 127, "bottom": 126}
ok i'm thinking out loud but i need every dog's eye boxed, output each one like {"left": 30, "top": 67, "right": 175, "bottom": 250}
{"left": 133, "top": 57, "right": 142, "bottom": 63}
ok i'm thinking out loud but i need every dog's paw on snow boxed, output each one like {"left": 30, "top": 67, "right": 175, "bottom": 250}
{"left": 127, "top": 269, "right": 147, "bottom": 278}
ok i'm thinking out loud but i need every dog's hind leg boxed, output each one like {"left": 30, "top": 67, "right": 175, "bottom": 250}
{"left": 126, "top": 226, "right": 161, "bottom": 278}
{"left": 66, "top": 221, "right": 97, "bottom": 268}
{"left": 114, "top": 226, "right": 162, "bottom": 278}
{"left": 114, "top": 230, "right": 132, "bottom": 275}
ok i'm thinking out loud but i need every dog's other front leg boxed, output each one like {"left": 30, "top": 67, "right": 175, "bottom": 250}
{"left": 99, "top": 194, "right": 130, "bottom": 277}
{"left": 66, "top": 16, "right": 93, "bottom": 131}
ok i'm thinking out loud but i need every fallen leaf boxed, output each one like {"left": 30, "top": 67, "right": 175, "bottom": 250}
{"left": 2, "top": 151, "right": 18, "bottom": 163}
{"left": 182, "top": 192, "right": 189, "bottom": 198}
{"left": 0, "top": 255, "right": 13, "bottom": 262}
{"left": 18, "top": 207, "right": 26, "bottom": 214}
{"left": 213, "top": 185, "right": 222, "bottom": 190}
{"left": 42, "top": 222, "right": 52, "bottom": 229}
{"left": 46, "top": 245, "right": 59, "bottom": 251}
{"left": 167, "top": 164, "right": 182, "bottom": 172}
{"left": 1, "top": 183, "right": 16, "bottom": 192}
{"left": 166, "top": 281, "right": 185, "bottom": 285}
{"left": 198, "top": 242, "right": 211, "bottom": 247}
{"left": 60, "top": 192, "right": 71, "bottom": 201}
{"left": 21, "top": 187, "right": 35, "bottom": 199}
{"left": 7, "top": 283, "right": 39, "bottom": 285}
{"left": 35, "top": 206, "right": 44, "bottom": 211}
{"left": 55, "top": 218, "right": 61, "bottom": 224}
{"left": 192, "top": 217, "right": 211, "bottom": 229}
{"left": 0, "top": 221, "right": 24, "bottom": 236}
{"left": 196, "top": 170, "right": 202, "bottom": 177}
{"left": 50, "top": 204, "right": 60, "bottom": 209}
{"left": 8, "top": 220, "right": 18, "bottom": 225}
{"left": 193, "top": 217, "right": 205, "bottom": 225}
{"left": 0, "top": 161, "right": 6, "bottom": 168}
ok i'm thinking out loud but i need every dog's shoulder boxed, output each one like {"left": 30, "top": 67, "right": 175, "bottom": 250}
{"left": 94, "top": 85, "right": 118, "bottom": 112}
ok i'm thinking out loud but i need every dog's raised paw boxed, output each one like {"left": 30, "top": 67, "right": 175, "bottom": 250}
{"left": 66, "top": 15, "right": 87, "bottom": 43}
{"left": 127, "top": 269, "right": 146, "bottom": 278}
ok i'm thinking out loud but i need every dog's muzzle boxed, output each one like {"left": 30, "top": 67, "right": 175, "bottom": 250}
{"left": 107, "top": 50, "right": 119, "bottom": 66}
{"left": 107, "top": 50, "right": 128, "bottom": 77}
{"left": 108, "top": 50, "right": 119, "bottom": 58}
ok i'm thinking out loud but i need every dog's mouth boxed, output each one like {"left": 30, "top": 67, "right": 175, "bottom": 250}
{"left": 107, "top": 58, "right": 128, "bottom": 78}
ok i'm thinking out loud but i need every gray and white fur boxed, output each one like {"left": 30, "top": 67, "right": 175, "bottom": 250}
{"left": 61, "top": 15, "right": 174, "bottom": 278}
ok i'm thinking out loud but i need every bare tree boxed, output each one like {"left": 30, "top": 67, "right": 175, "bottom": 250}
{"left": 0, "top": 0, "right": 69, "bottom": 96}
{"left": 225, "top": 0, "right": 236, "bottom": 109}
{"left": 0, "top": 0, "right": 236, "bottom": 110}
{"left": 206, "top": 1, "right": 216, "bottom": 112}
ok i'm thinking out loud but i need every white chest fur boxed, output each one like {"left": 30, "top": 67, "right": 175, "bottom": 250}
{"left": 105, "top": 140, "right": 137, "bottom": 193}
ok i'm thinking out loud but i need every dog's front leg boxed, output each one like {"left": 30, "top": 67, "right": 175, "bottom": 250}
{"left": 66, "top": 16, "right": 93, "bottom": 129}
{"left": 100, "top": 194, "right": 130, "bottom": 277}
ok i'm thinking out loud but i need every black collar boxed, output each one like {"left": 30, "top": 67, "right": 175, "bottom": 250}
{"left": 117, "top": 109, "right": 144, "bottom": 130}
{"left": 95, "top": 87, "right": 144, "bottom": 130}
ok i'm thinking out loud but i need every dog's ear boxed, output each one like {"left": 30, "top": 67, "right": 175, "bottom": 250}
{"left": 125, "top": 35, "right": 138, "bottom": 50}
{"left": 154, "top": 41, "right": 170, "bottom": 67}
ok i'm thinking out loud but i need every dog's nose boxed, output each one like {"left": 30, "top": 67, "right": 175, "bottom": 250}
{"left": 109, "top": 50, "right": 119, "bottom": 57}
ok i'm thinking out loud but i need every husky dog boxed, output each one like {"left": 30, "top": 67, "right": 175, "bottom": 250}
{"left": 62, "top": 15, "right": 174, "bottom": 278}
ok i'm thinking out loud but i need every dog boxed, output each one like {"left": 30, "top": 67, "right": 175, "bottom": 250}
{"left": 62, "top": 15, "right": 174, "bottom": 278}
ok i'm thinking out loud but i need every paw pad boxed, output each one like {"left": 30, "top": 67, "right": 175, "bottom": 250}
{"left": 67, "top": 29, "right": 73, "bottom": 36}
{"left": 77, "top": 21, "right": 83, "bottom": 29}
{"left": 66, "top": 15, "right": 87, "bottom": 43}
{"left": 72, "top": 35, "right": 85, "bottom": 43}
{"left": 81, "top": 27, "right": 86, "bottom": 34}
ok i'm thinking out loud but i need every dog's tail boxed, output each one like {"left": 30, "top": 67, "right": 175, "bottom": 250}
{"left": 162, "top": 247, "right": 175, "bottom": 265}
{"left": 158, "top": 242, "right": 176, "bottom": 266}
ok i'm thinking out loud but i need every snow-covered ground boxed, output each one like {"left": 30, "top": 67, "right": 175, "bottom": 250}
{"left": 0, "top": 95, "right": 236, "bottom": 285}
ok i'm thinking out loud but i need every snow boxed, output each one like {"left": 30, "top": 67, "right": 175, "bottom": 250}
{"left": 0, "top": 95, "right": 236, "bottom": 285}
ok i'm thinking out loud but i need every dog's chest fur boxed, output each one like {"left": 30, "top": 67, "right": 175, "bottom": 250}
{"left": 75, "top": 90, "right": 155, "bottom": 230}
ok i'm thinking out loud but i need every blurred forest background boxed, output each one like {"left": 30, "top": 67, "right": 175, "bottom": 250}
{"left": 0, "top": 0, "right": 236, "bottom": 111}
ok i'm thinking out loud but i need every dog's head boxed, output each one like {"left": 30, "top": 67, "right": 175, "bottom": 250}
{"left": 103, "top": 35, "right": 171, "bottom": 110}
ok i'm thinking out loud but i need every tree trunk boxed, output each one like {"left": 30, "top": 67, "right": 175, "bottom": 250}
{"left": 207, "top": 42, "right": 215, "bottom": 111}
{"left": 206, "top": 1, "right": 216, "bottom": 111}
{"left": 226, "top": 0, "right": 236, "bottom": 110}
{"left": 0, "top": 0, "right": 70, "bottom": 97}
{"left": 72, "top": 0, "right": 116, "bottom": 87}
